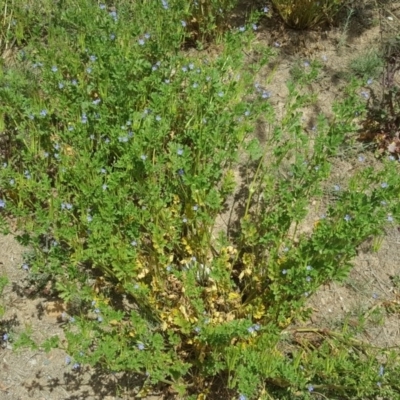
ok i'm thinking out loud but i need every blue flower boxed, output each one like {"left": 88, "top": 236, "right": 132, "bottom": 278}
{"left": 193, "top": 205, "right": 198, "bottom": 211}
{"left": 81, "top": 113, "right": 87, "bottom": 123}
{"left": 367, "top": 78, "right": 373, "bottom": 85}
{"left": 22, "top": 263, "right": 29, "bottom": 271}
{"left": 344, "top": 214, "right": 351, "bottom": 222}
{"left": 192, "top": 82, "right": 198, "bottom": 88}
{"left": 282, "top": 269, "right": 287, "bottom": 275}
{"left": 177, "top": 148, "right": 183, "bottom": 155}
{"left": 161, "top": 0, "right": 169, "bottom": 9}
{"left": 274, "top": 41, "right": 281, "bottom": 47}
{"left": 0, "top": 199, "right": 5, "bottom": 208}
{"left": 72, "top": 362, "right": 80, "bottom": 370}
{"left": 182, "top": 66, "right": 188, "bottom": 72}
{"left": 58, "top": 82, "right": 64, "bottom": 89}
{"left": 178, "top": 169, "right": 184, "bottom": 176}
{"left": 181, "top": 20, "right": 187, "bottom": 27}
{"left": 87, "top": 215, "right": 93, "bottom": 222}
{"left": 189, "top": 63, "right": 194, "bottom": 70}
{"left": 194, "top": 327, "right": 201, "bottom": 333}
{"left": 141, "top": 154, "right": 147, "bottom": 161}
{"left": 261, "top": 90, "right": 270, "bottom": 99}
{"left": 252, "top": 24, "right": 258, "bottom": 30}
{"left": 109, "top": 11, "right": 117, "bottom": 21}
{"left": 307, "top": 384, "right": 314, "bottom": 392}
{"left": 155, "top": 115, "right": 161, "bottom": 121}
{"left": 97, "top": 316, "right": 103, "bottom": 322}
{"left": 304, "top": 60, "right": 310, "bottom": 67}
{"left": 244, "top": 110, "right": 250, "bottom": 116}
{"left": 306, "top": 265, "right": 312, "bottom": 271}
{"left": 131, "top": 240, "right": 137, "bottom": 247}
{"left": 3, "top": 333, "right": 9, "bottom": 341}
{"left": 40, "top": 109, "right": 47, "bottom": 117}
{"left": 379, "top": 365, "right": 384, "bottom": 376}
{"left": 239, "top": 26, "right": 245, "bottom": 32}
{"left": 333, "top": 184, "right": 340, "bottom": 191}
{"left": 239, "top": 395, "right": 247, "bottom": 400}
{"left": 99, "top": 4, "right": 106, "bottom": 10}
{"left": 51, "top": 66, "right": 58, "bottom": 72}
{"left": 69, "top": 317, "right": 75, "bottom": 323}
{"left": 110, "top": 33, "right": 116, "bottom": 40}
{"left": 381, "top": 182, "right": 388, "bottom": 188}
{"left": 358, "top": 155, "right": 365, "bottom": 162}
{"left": 89, "top": 55, "right": 97, "bottom": 62}
{"left": 65, "top": 356, "right": 71, "bottom": 365}
{"left": 247, "top": 326, "right": 255, "bottom": 334}
{"left": 144, "top": 33, "right": 151, "bottom": 39}
{"left": 182, "top": 217, "right": 188, "bottom": 223}
{"left": 387, "top": 215, "right": 394, "bottom": 222}
{"left": 86, "top": 67, "right": 92, "bottom": 73}
{"left": 218, "top": 91, "right": 224, "bottom": 97}
{"left": 137, "top": 343, "right": 145, "bottom": 350}
{"left": 360, "top": 91, "right": 369, "bottom": 99}
{"left": 306, "top": 276, "right": 312, "bottom": 282}
{"left": 102, "top": 184, "right": 108, "bottom": 191}
{"left": 138, "top": 38, "right": 145, "bottom": 45}
{"left": 263, "top": 6, "right": 269, "bottom": 12}
{"left": 71, "top": 79, "right": 78, "bottom": 85}
{"left": 92, "top": 98, "right": 101, "bottom": 105}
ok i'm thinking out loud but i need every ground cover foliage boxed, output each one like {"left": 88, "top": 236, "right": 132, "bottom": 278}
{"left": 1, "top": 0, "right": 400, "bottom": 398}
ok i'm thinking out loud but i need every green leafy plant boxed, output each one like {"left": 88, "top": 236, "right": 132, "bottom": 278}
{"left": 1, "top": 1, "right": 400, "bottom": 399}
{"left": 271, "top": 0, "right": 343, "bottom": 29}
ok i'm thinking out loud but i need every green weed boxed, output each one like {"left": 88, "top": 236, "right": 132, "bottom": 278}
{"left": 1, "top": 1, "right": 400, "bottom": 399}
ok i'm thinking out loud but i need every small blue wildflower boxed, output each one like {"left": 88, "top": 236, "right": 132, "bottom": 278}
{"left": 306, "top": 276, "right": 312, "bottom": 282}
{"left": 144, "top": 33, "right": 151, "bottom": 39}
{"left": 99, "top": 4, "right": 106, "bottom": 10}
{"left": 379, "top": 365, "right": 384, "bottom": 376}
{"left": 72, "top": 363, "right": 80, "bottom": 370}
{"left": 358, "top": 155, "right": 365, "bottom": 162}
{"left": 202, "top": 118, "right": 207, "bottom": 124}
{"left": 314, "top": 165, "right": 320, "bottom": 171}
{"left": 344, "top": 214, "right": 351, "bottom": 222}
{"left": 97, "top": 316, "right": 103, "bottom": 322}
{"left": 92, "top": 98, "right": 101, "bottom": 105}
{"left": 89, "top": 55, "right": 97, "bottom": 62}
{"left": 22, "top": 263, "right": 29, "bottom": 271}
{"left": 239, "top": 394, "right": 247, "bottom": 400}
{"left": 239, "top": 26, "right": 245, "bottom": 32}
{"left": 29, "top": 113, "right": 35, "bottom": 120}
{"left": 3, "top": 333, "right": 9, "bottom": 341}
{"left": 262, "top": 90, "right": 271, "bottom": 99}
{"left": 192, "top": 82, "right": 198, "bottom": 88}
{"left": 86, "top": 67, "right": 92, "bottom": 73}
{"left": 306, "top": 265, "right": 312, "bottom": 271}
{"left": 68, "top": 125, "right": 74, "bottom": 131}
{"left": 58, "top": 82, "right": 64, "bottom": 89}
{"left": 247, "top": 326, "right": 255, "bottom": 334}
{"left": 381, "top": 182, "right": 388, "bottom": 188}
{"left": 367, "top": 78, "right": 373, "bottom": 85}
{"left": 178, "top": 169, "right": 184, "bottom": 176}
{"left": 138, "top": 38, "right": 145, "bottom": 45}
{"left": 282, "top": 269, "right": 287, "bottom": 275}
{"left": 137, "top": 343, "right": 145, "bottom": 350}
{"left": 24, "top": 170, "right": 31, "bottom": 179}
{"left": 65, "top": 356, "right": 71, "bottom": 365}
{"left": 360, "top": 91, "right": 369, "bottom": 99}
{"left": 263, "top": 6, "right": 269, "bottom": 12}
{"left": 177, "top": 148, "right": 183, "bottom": 155}
{"left": 81, "top": 113, "right": 87, "bottom": 123}
{"left": 274, "top": 41, "right": 281, "bottom": 47}
{"left": 166, "top": 265, "right": 172, "bottom": 272}
{"left": 110, "top": 33, "right": 116, "bottom": 40}
{"left": 188, "top": 63, "right": 194, "bottom": 70}
{"left": 372, "top": 293, "right": 379, "bottom": 299}
{"left": 194, "top": 326, "right": 201, "bottom": 333}
{"left": 387, "top": 215, "right": 394, "bottom": 222}
{"left": 51, "top": 66, "right": 58, "bottom": 72}
{"left": 69, "top": 317, "right": 75, "bottom": 323}
{"left": 253, "top": 324, "right": 261, "bottom": 331}
{"left": 218, "top": 91, "right": 224, "bottom": 97}
{"left": 118, "top": 136, "right": 128, "bottom": 143}
{"left": 181, "top": 20, "right": 187, "bottom": 27}
{"left": 0, "top": 199, "right": 5, "bottom": 208}
{"left": 40, "top": 109, "right": 47, "bottom": 117}
{"left": 155, "top": 115, "right": 161, "bottom": 121}
{"left": 252, "top": 24, "right": 258, "bottom": 30}
{"left": 71, "top": 79, "right": 78, "bottom": 85}
{"left": 307, "top": 384, "right": 314, "bottom": 392}
{"left": 381, "top": 201, "right": 387, "bottom": 206}
{"left": 377, "top": 381, "right": 381, "bottom": 388}
{"left": 304, "top": 60, "right": 310, "bottom": 67}
{"left": 109, "top": 11, "right": 117, "bottom": 21}
{"left": 43, "top": 152, "right": 49, "bottom": 158}
{"left": 161, "top": 0, "right": 169, "bottom": 9}
{"left": 9, "top": 179, "right": 15, "bottom": 185}
{"left": 131, "top": 240, "right": 137, "bottom": 247}
{"left": 164, "top": 79, "right": 170, "bottom": 84}
{"left": 102, "top": 184, "right": 108, "bottom": 191}
{"left": 140, "top": 154, "right": 147, "bottom": 161}
{"left": 94, "top": 308, "right": 100, "bottom": 314}
{"left": 182, "top": 217, "right": 188, "bottom": 223}
{"left": 333, "top": 184, "right": 340, "bottom": 191}
{"left": 87, "top": 215, "right": 93, "bottom": 222}
{"left": 283, "top": 247, "right": 289, "bottom": 252}
{"left": 182, "top": 66, "right": 188, "bottom": 72}
{"left": 244, "top": 110, "right": 250, "bottom": 116}
{"left": 193, "top": 205, "right": 198, "bottom": 211}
